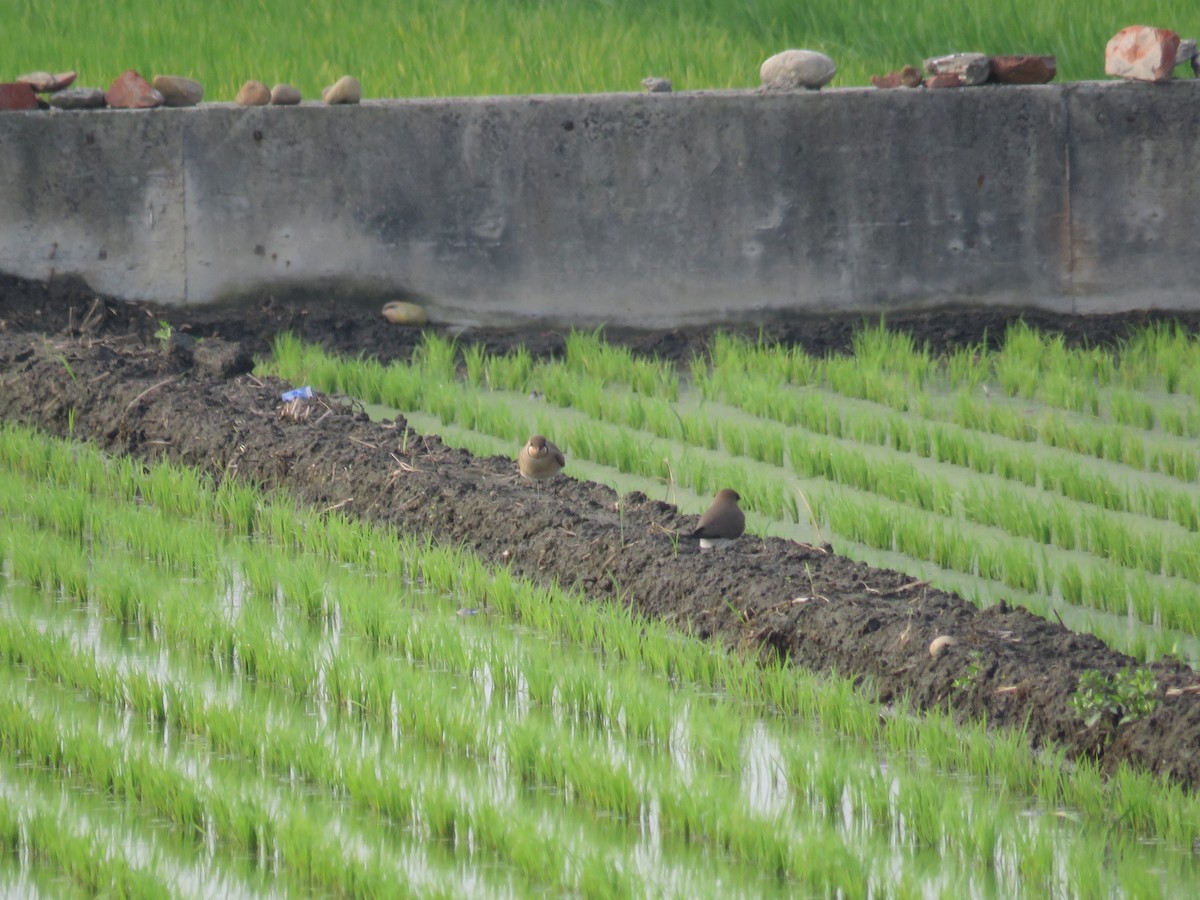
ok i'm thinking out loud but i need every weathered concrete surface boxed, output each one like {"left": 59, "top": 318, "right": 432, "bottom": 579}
{"left": 0, "top": 81, "right": 1197, "bottom": 326}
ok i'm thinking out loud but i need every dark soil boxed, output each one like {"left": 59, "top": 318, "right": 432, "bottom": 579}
{"left": 3, "top": 271, "right": 1200, "bottom": 792}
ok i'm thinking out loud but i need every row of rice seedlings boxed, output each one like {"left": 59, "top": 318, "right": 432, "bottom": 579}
{"left": 1, "top": 592, "right": 628, "bottom": 894}
{"left": 815, "top": 486, "right": 1200, "bottom": 637}
{"left": 561, "top": 328, "right": 680, "bottom": 398}
{"left": 3, "top": 505, "right": 1185, "bottom": 896}
{"left": 0, "top": 772, "right": 169, "bottom": 899}
{"left": 5, "top": 607, "right": 693, "bottom": 896}
{"left": 701, "top": 371, "right": 1200, "bottom": 532}
{"left": 0, "top": 675, "right": 520, "bottom": 899}
{"left": 783, "top": 429, "right": 1200, "bottom": 589}
{"left": 5, "top": 426, "right": 1199, "bottom": 853}
{"left": 710, "top": 322, "right": 1200, "bottom": 442}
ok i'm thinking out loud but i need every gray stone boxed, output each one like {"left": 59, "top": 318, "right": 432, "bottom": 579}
{"left": 47, "top": 87, "right": 106, "bottom": 110}
{"left": 1175, "top": 39, "right": 1200, "bottom": 76}
{"left": 641, "top": 77, "right": 672, "bottom": 93}
{"left": 323, "top": 75, "right": 362, "bottom": 105}
{"left": 759, "top": 49, "right": 836, "bottom": 90}
{"left": 270, "top": 83, "right": 302, "bottom": 105}
{"left": 924, "top": 52, "right": 990, "bottom": 86}
{"left": 153, "top": 75, "right": 204, "bottom": 107}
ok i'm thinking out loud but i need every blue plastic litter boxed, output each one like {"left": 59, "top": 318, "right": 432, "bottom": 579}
{"left": 281, "top": 386, "right": 314, "bottom": 401}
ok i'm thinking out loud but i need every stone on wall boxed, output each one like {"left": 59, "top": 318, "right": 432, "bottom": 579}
{"left": 988, "top": 56, "right": 1057, "bottom": 84}
{"left": 924, "top": 53, "right": 990, "bottom": 85}
{"left": 1105, "top": 25, "right": 1181, "bottom": 83}
{"left": 106, "top": 70, "right": 164, "bottom": 109}
{"left": 154, "top": 76, "right": 204, "bottom": 107}
{"left": 760, "top": 50, "right": 836, "bottom": 90}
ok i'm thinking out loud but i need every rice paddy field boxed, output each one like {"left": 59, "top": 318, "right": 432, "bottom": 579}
{"left": 7, "top": 0, "right": 1200, "bottom": 99}
{"left": 5, "top": 1, "right": 1200, "bottom": 895}
{"left": 3, "top": 283, "right": 1200, "bottom": 895}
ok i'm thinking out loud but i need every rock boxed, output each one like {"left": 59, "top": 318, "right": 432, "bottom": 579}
{"left": 236, "top": 80, "right": 271, "bottom": 106}
{"left": 988, "top": 55, "right": 1056, "bottom": 84}
{"left": 924, "top": 73, "right": 964, "bottom": 89}
{"left": 759, "top": 49, "right": 836, "bottom": 90}
{"left": 323, "top": 75, "right": 362, "bottom": 104}
{"left": 105, "top": 69, "right": 164, "bottom": 109}
{"left": 924, "top": 52, "right": 990, "bottom": 85}
{"left": 17, "top": 71, "right": 76, "bottom": 92}
{"left": 153, "top": 75, "right": 203, "bottom": 107}
{"left": 870, "top": 65, "right": 923, "bottom": 89}
{"left": 1105, "top": 25, "right": 1181, "bottom": 83}
{"left": 929, "top": 635, "right": 958, "bottom": 658}
{"left": 1175, "top": 39, "right": 1200, "bottom": 76}
{"left": 641, "top": 77, "right": 672, "bottom": 93}
{"left": 382, "top": 301, "right": 428, "bottom": 326}
{"left": 270, "top": 83, "right": 302, "bottom": 105}
{"left": 47, "top": 87, "right": 106, "bottom": 110}
{"left": 0, "top": 82, "right": 40, "bottom": 111}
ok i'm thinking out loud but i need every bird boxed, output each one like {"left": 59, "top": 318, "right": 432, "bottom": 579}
{"left": 518, "top": 435, "right": 565, "bottom": 487}
{"left": 686, "top": 488, "right": 745, "bottom": 551}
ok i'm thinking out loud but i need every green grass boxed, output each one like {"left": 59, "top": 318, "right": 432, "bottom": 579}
{"left": 9, "top": 0, "right": 1200, "bottom": 100}
{"left": 4, "top": 422, "right": 1200, "bottom": 895}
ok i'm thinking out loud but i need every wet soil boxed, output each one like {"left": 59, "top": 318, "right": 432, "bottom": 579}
{"left": 3, "top": 271, "right": 1200, "bottom": 792}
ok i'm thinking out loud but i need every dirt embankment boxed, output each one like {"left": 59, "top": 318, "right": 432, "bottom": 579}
{"left": 3, "top": 272, "right": 1199, "bottom": 791}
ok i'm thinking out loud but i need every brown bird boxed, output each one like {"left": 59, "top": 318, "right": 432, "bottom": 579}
{"left": 518, "top": 435, "right": 566, "bottom": 486}
{"left": 687, "top": 488, "right": 745, "bottom": 551}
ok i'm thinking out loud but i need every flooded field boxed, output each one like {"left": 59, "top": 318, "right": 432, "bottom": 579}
{"left": 2, "top": 427, "right": 1198, "bottom": 896}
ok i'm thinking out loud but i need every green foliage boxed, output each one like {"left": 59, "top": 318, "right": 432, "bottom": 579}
{"left": 1072, "top": 668, "right": 1159, "bottom": 728}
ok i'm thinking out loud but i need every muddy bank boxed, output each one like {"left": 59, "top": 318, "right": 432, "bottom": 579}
{"left": 2, "top": 272, "right": 1200, "bottom": 792}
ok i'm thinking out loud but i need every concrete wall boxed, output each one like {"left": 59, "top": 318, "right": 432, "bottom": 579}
{"left": 1, "top": 81, "right": 1198, "bottom": 326}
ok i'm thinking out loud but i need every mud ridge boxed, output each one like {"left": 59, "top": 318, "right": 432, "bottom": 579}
{"left": 2, "top": 276, "right": 1199, "bottom": 792}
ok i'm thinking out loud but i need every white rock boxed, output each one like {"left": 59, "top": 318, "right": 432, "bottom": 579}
{"left": 760, "top": 49, "right": 836, "bottom": 90}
